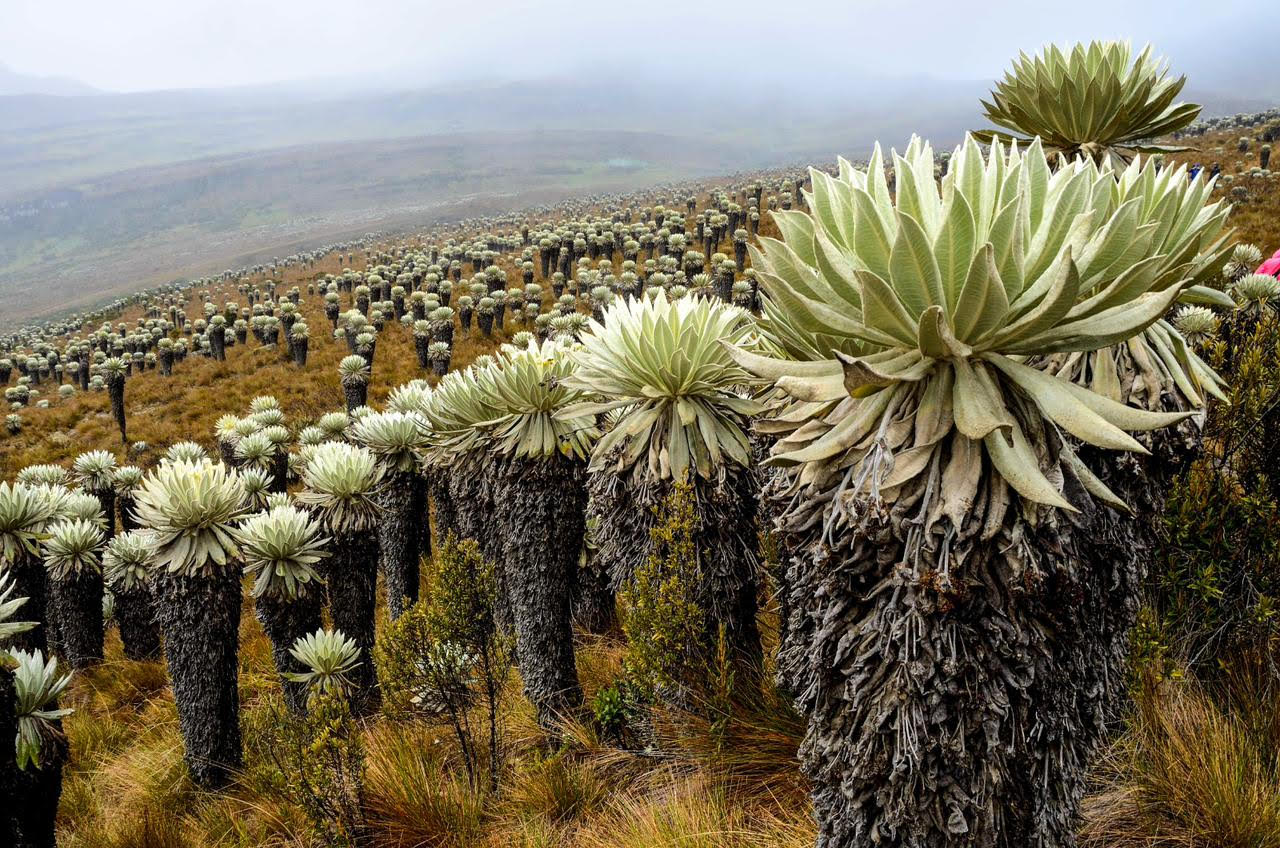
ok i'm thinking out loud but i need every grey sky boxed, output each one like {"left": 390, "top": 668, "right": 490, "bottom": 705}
{"left": 1, "top": 0, "right": 1275, "bottom": 93}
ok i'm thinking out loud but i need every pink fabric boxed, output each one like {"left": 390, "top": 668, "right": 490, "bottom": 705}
{"left": 1258, "top": 248, "right": 1280, "bottom": 277}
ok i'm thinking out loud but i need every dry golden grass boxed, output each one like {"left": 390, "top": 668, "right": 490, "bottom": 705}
{"left": 54, "top": 600, "right": 813, "bottom": 847}
{"left": 1166, "top": 126, "right": 1280, "bottom": 260}
{"left": 1081, "top": 672, "right": 1280, "bottom": 848}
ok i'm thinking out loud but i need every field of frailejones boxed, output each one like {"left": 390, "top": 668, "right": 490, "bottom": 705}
{"left": 3, "top": 171, "right": 824, "bottom": 848}
{"left": 2, "top": 103, "right": 1280, "bottom": 848}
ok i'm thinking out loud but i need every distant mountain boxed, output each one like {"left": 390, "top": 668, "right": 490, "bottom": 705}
{"left": 1184, "top": 88, "right": 1280, "bottom": 119}
{"left": 0, "top": 127, "right": 754, "bottom": 322}
{"left": 0, "top": 72, "right": 985, "bottom": 200}
{"left": 0, "top": 62, "right": 99, "bottom": 97}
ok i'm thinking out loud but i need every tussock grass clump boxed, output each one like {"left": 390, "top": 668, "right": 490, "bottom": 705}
{"left": 503, "top": 753, "right": 611, "bottom": 827}
{"left": 1082, "top": 674, "right": 1280, "bottom": 848}
{"left": 363, "top": 723, "right": 488, "bottom": 847}
{"left": 572, "top": 777, "right": 814, "bottom": 848}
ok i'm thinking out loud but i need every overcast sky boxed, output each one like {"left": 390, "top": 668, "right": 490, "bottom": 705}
{"left": 1, "top": 0, "right": 1275, "bottom": 93}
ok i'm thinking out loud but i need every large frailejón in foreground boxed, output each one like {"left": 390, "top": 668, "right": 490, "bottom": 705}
{"left": 732, "top": 135, "right": 1230, "bottom": 846}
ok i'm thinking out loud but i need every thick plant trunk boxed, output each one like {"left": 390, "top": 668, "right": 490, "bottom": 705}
{"left": 448, "top": 461, "right": 492, "bottom": 552}
{"left": 448, "top": 460, "right": 510, "bottom": 628}
{"left": 218, "top": 440, "right": 238, "bottom": 467}
{"left": 91, "top": 488, "right": 117, "bottom": 540}
{"left": 11, "top": 730, "right": 67, "bottom": 848}
{"left": 5, "top": 555, "right": 47, "bottom": 655}
{"left": 324, "top": 530, "right": 380, "bottom": 714}
{"left": 573, "top": 543, "right": 616, "bottom": 634}
{"left": 256, "top": 589, "right": 324, "bottom": 714}
{"left": 49, "top": 570, "right": 104, "bottom": 668}
{"left": 152, "top": 569, "right": 243, "bottom": 788}
{"left": 1, "top": 666, "right": 20, "bottom": 846}
{"left": 495, "top": 456, "right": 587, "bottom": 728}
{"left": 270, "top": 450, "right": 289, "bottom": 494}
{"left": 772, "top": 424, "right": 1168, "bottom": 848}
{"left": 114, "top": 584, "right": 162, "bottom": 661}
{"left": 108, "top": 377, "right": 127, "bottom": 444}
{"left": 118, "top": 494, "right": 139, "bottom": 532}
{"left": 752, "top": 440, "right": 798, "bottom": 693}
{"left": 588, "top": 465, "right": 763, "bottom": 675}
{"left": 379, "top": 471, "right": 420, "bottom": 620}
{"left": 412, "top": 473, "right": 431, "bottom": 570}
{"left": 342, "top": 380, "right": 367, "bottom": 412}
{"left": 429, "top": 474, "right": 459, "bottom": 544}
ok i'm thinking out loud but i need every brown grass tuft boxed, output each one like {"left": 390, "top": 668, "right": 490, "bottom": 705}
{"left": 363, "top": 723, "right": 488, "bottom": 847}
{"left": 1081, "top": 676, "right": 1280, "bottom": 848}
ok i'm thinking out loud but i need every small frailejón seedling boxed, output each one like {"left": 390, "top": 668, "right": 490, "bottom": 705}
{"left": 285, "top": 627, "right": 362, "bottom": 707}
{"left": 1173, "top": 305, "right": 1220, "bottom": 348}
{"left": 1223, "top": 243, "right": 1263, "bottom": 283}
{"left": 733, "top": 135, "right": 1230, "bottom": 845}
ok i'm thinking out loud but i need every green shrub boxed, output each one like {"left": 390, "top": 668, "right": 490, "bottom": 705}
{"left": 1157, "top": 461, "right": 1280, "bottom": 674}
{"left": 619, "top": 483, "right": 706, "bottom": 702}
{"left": 260, "top": 691, "right": 366, "bottom": 847}
{"left": 590, "top": 682, "right": 629, "bottom": 741}
{"left": 1153, "top": 312, "right": 1280, "bottom": 680}
{"left": 375, "top": 535, "right": 512, "bottom": 793}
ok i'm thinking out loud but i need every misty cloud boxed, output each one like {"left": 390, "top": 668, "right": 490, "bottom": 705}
{"left": 2, "top": 0, "right": 1276, "bottom": 95}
